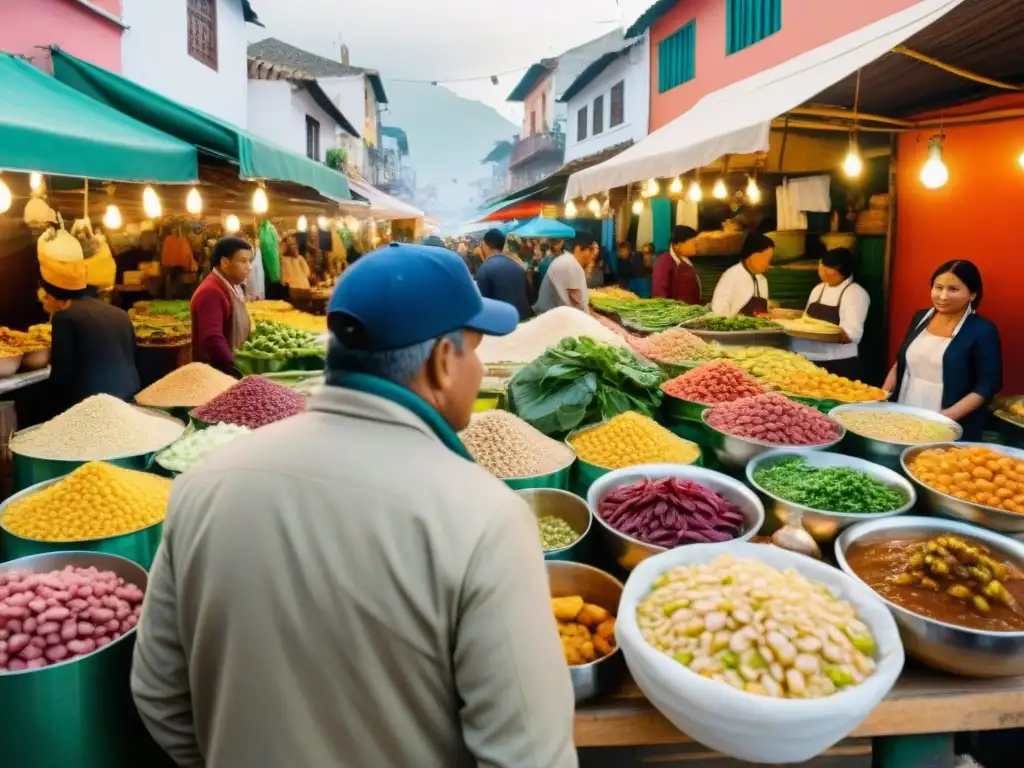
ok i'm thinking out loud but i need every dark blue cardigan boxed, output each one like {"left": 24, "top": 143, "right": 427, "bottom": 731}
{"left": 892, "top": 309, "right": 1002, "bottom": 441}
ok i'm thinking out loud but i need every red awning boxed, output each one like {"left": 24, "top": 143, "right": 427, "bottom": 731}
{"left": 483, "top": 201, "right": 545, "bottom": 221}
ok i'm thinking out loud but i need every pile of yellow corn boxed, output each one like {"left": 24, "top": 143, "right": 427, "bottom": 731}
{"left": 569, "top": 412, "right": 700, "bottom": 469}
{"left": 3, "top": 462, "right": 171, "bottom": 542}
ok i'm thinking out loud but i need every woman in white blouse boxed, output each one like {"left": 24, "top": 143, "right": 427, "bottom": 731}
{"left": 710, "top": 233, "right": 774, "bottom": 317}
{"left": 789, "top": 248, "right": 870, "bottom": 380}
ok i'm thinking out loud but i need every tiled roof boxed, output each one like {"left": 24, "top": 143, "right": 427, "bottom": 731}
{"left": 247, "top": 38, "right": 388, "bottom": 103}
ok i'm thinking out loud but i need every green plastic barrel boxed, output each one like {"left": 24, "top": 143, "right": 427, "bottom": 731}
{"left": 0, "top": 551, "right": 175, "bottom": 768}
{"left": 0, "top": 477, "right": 165, "bottom": 570}
{"left": 502, "top": 460, "right": 574, "bottom": 492}
{"left": 10, "top": 410, "right": 185, "bottom": 491}
{"left": 659, "top": 394, "right": 709, "bottom": 425}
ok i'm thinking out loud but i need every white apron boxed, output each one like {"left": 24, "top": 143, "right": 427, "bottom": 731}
{"left": 897, "top": 308, "right": 971, "bottom": 412}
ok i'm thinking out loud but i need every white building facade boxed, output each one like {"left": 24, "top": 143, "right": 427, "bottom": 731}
{"left": 562, "top": 35, "right": 650, "bottom": 164}
{"left": 120, "top": 0, "right": 254, "bottom": 127}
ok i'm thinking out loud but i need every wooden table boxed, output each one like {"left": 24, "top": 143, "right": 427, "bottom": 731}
{"left": 575, "top": 665, "right": 1024, "bottom": 766}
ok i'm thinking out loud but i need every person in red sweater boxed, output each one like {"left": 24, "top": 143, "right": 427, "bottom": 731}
{"left": 190, "top": 236, "right": 254, "bottom": 375}
{"left": 652, "top": 226, "right": 702, "bottom": 304}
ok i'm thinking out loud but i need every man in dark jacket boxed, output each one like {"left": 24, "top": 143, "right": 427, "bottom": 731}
{"left": 475, "top": 229, "right": 532, "bottom": 320}
{"left": 44, "top": 281, "right": 140, "bottom": 411}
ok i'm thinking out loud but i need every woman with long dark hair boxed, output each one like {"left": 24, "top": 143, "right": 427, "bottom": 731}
{"left": 883, "top": 260, "right": 1002, "bottom": 440}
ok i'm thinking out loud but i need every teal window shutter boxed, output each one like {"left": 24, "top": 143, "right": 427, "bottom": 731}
{"left": 657, "top": 20, "right": 696, "bottom": 93}
{"left": 726, "top": 0, "right": 782, "bottom": 55}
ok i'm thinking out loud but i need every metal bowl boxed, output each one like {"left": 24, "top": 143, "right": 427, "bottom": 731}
{"left": 836, "top": 516, "right": 1024, "bottom": 677}
{"left": 901, "top": 442, "right": 1024, "bottom": 534}
{"left": 546, "top": 561, "right": 624, "bottom": 702}
{"left": 747, "top": 449, "right": 917, "bottom": 545}
{"left": 0, "top": 353, "right": 24, "bottom": 378}
{"left": 831, "top": 402, "right": 962, "bottom": 472}
{"left": 659, "top": 392, "right": 710, "bottom": 424}
{"left": 516, "top": 488, "right": 592, "bottom": 562}
{"left": 700, "top": 408, "right": 845, "bottom": 470}
{"left": 0, "top": 551, "right": 172, "bottom": 767}
{"left": 586, "top": 464, "right": 765, "bottom": 571}
{"left": 0, "top": 476, "right": 166, "bottom": 569}
{"left": 19, "top": 347, "right": 51, "bottom": 371}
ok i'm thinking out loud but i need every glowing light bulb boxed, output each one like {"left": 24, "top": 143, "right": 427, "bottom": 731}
{"left": 632, "top": 199, "right": 644, "bottom": 216}
{"left": 29, "top": 172, "right": 43, "bottom": 191}
{"left": 142, "top": 186, "right": 161, "bottom": 219}
{"left": 102, "top": 204, "right": 122, "bottom": 230}
{"left": 687, "top": 181, "right": 703, "bottom": 202}
{"left": 920, "top": 136, "right": 948, "bottom": 189}
{"left": 224, "top": 214, "right": 240, "bottom": 233}
{"left": 646, "top": 178, "right": 660, "bottom": 196}
{"left": 745, "top": 177, "right": 761, "bottom": 204}
{"left": 587, "top": 197, "right": 601, "bottom": 215}
{"left": 186, "top": 187, "right": 203, "bottom": 215}
{"left": 669, "top": 177, "right": 683, "bottom": 195}
{"left": 317, "top": 215, "right": 329, "bottom": 229}
{"left": 0, "top": 178, "right": 10, "bottom": 214}
{"left": 1017, "top": 150, "right": 1024, "bottom": 171}
{"left": 297, "top": 215, "right": 308, "bottom": 231}
{"left": 712, "top": 179, "right": 728, "bottom": 199}
{"left": 843, "top": 148, "right": 862, "bottom": 178}
{"left": 252, "top": 186, "right": 269, "bottom": 214}
{"left": 564, "top": 200, "right": 577, "bottom": 218}
{"left": 349, "top": 219, "right": 360, "bottom": 232}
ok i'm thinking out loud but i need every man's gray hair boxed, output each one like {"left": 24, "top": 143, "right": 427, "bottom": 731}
{"left": 326, "top": 330, "right": 465, "bottom": 387}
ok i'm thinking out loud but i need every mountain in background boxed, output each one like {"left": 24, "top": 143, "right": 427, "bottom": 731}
{"left": 383, "top": 80, "right": 518, "bottom": 229}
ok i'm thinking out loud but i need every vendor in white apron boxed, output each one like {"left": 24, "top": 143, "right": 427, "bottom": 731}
{"left": 710, "top": 233, "right": 774, "bottom": 317}
{"left": 789, "top": 248, "right": 870, "bottom": 380}
{"left": 884, "top": 260, "right": 1002, "bottom": 441}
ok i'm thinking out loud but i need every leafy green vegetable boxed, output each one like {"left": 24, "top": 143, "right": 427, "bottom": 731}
{"left": 509, "top": 337, "right": 665, "bottom": 436}
{"left": 753, "top": 457, "right": 906, "bottom": 513}
{"left": 684, "top": 315, "right": 781, "bottom": 332}
{"left": 591, "top": 297, "right": 710, "bottom": 332}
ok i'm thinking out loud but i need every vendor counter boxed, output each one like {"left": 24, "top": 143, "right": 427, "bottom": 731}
{"left": 576, "top": 666, "right": 1024, "bottom": 766}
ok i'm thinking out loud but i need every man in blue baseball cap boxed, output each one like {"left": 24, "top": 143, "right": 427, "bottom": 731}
{"left": 132, "top": 243, "right": 578, "bottom": 768}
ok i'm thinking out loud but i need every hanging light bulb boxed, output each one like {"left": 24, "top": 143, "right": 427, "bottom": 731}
{"left": 317, "top": 215, "right": 329, "bottom": 230}
{"left": 631, "top": 199, "right": 644, "bottom": 216}
{"left": 142, "top": 186, "right": 162, "bottom": 219}
{"left": 103, "top": 204, "right": 122, "bottom": 230}
{"left": 297, "top": 215, "right": 308, "bottom": 231}
{"left": 1017, "top": 150, "right": 1024, "bottom": 171}
{"left": 920, "top": 135, "right": 949, "bottom": 189}
{"left": 252, "top": 185, "right": 269, "bottom": 214}
{"left": 587, "top": 197, "right": 601, "bottom": 215}
{"left": 687, "top": 180, "right": 703, "bottom": 203}
{"left": 564, "top": 200, "right": 577, "bottom": 218}
{"left": 646, "top": 178, "right": 660, "bottom": 197}
{"left": 669, "top": 177, "right": 683, "bottom": 195}
{"left": 712, "top": 178, "right": 728, "bottom": 199}
{"left": 844, "top": 132, "right": 863, "bottom": 178}
{"left": 29, "top": 172, "right": 43, "bottom": 192}
{"left": 185, "top": 187, "right": 203, "bottom": 215}
{"left": 0, "top": 176, "right": 10, "bottom": 214}
{"left": 224, "top": 214, "right": 241, "bottom": 233}
{"left": 745, "top": 176, "right": 761, "bottom": 204}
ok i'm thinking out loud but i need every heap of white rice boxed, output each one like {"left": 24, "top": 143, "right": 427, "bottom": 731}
{"left": 477, "top": 307, "right": 629, "bottom": 364}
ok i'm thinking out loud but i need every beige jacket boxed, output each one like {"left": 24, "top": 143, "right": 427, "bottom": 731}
{"left": 131, "top": 387, "right": 577, "bottom": 768}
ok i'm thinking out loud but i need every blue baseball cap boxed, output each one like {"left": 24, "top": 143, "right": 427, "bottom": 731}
{"left": 328, "top": 243, "right": 519, "bottom": 351}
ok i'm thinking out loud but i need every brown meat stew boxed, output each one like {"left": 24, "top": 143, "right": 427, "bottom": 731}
{"left": 846, "top": 534, "right": 1024, "bottom": 633}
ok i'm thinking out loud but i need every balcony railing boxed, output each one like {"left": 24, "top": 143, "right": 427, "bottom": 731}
{"left": 509, "top": 130, "right": 565, "bottom": 169}
{"left": 366, "top": 144, "right": 402, "bottom": 188}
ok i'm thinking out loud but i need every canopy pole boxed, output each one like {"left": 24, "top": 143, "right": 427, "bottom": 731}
{"left": 789, "top": 107, "right": 913, "bottom": 127}
{"left": 892, "top": 46, "right": 1024, "bottom": 92}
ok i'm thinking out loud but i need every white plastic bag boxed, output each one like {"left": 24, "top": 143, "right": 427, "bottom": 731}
{"left": 616, "top": 542, "right": 904, "bottom": 764}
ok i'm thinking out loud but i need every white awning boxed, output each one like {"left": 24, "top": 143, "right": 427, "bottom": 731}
{"left": 566, "top": 0, "right": 965, "bottom": 200}
{"left": 347, "top": 177, "right": 424, "bottom": 220}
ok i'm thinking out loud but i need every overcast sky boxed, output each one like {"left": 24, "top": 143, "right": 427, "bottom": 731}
{"left": 249, "top": 0, "right": 630, "bottom": 122}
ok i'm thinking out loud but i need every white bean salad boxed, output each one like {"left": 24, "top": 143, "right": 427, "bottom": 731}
{"left": 638, "top": 554, "right": 878, "bottom": 699}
